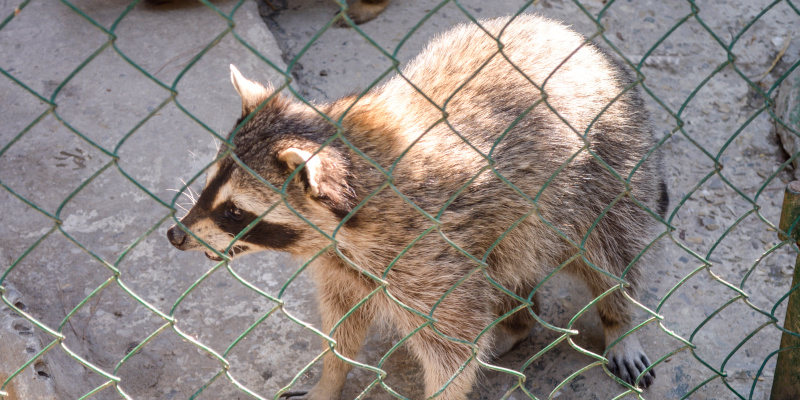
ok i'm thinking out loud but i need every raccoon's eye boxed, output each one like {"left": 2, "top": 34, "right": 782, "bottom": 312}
{"left": 225, "top": 207, "right": 244, "bottom": 221}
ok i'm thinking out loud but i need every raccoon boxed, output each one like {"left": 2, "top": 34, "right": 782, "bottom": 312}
{"left": 167, "top": 14, "right": 666, "bottom": 399}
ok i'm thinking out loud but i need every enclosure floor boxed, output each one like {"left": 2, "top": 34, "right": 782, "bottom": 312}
{"left": 1, "top": 0, "right": 798, "bottom": 399}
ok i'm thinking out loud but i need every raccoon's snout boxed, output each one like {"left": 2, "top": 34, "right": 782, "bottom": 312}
{"left": 167, "top": 225, "right": 187, "bottom": 249}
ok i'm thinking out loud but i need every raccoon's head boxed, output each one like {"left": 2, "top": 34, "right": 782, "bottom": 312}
{"left": 166, "top": 65, "right": 357, "bottom": 261}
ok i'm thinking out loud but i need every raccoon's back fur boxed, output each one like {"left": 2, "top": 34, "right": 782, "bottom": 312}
{"left": 168, "top": 14, "right": 666, "bottom": 399}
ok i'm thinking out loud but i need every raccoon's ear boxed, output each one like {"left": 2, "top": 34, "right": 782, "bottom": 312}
{"left": 278, "top": 147, "right": 356, "bottom": 218}
{"left": 278, "top": 148, "right": 324, "bottom": 197}
{"left": 230, "top": 64, "right": 268, "bottom": 116}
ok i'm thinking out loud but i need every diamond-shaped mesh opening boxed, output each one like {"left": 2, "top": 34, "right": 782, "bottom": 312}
{"left": 0, "top": 1, "right": 109, "bottom": 100}
{"left": 54, "top": 48, "right": 172, "bottom": 152}
{"left": 2, "top": 0, "right": 800, "bottom": 399}
{"left": 741, "top": 244, "right": 796, "bottom": 312}
{"left": 58, "top": 169, "right": 170, "bottom": 263}
{"left": 0, "top": 113, "right": 112, "bottom": 215}
{"left": 0, "top": 188, "right": 53, "bottom": 260}
{"left": 3, "top": 233, "right": 112, "bottom": 329}
{"left": 0, "top": 78, "right": 50, "bottom": 149}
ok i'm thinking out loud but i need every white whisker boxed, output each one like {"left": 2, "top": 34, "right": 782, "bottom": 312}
{"left": 166, "top": 188, "right": 195, "bottom": 214}
{"left": 179, "top": 179, "right": 198, "bottom": 205}
{"left": 188, "top": 186, "right": 201, "bottom": 202}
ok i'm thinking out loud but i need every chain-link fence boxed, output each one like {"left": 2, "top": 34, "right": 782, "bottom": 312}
{"left": 2, "top": 0, "right": 800, "bottom": 399}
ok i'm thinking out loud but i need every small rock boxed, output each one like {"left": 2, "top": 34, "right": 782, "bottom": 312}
{"left": 715, "top": 101, "right": 731, "bottom": 113}
{"left": 699, "top": 190, "right": 715, "bottom": 203}
{"left": 687, "top": 237, "right": 704, "bottom": 244}
{"left": 723, "top": 370, "right": 744, "bottom": 381}
{"left": 708, "top": 177, "right": 724, "bottom": 189}
{"left": 703, "top": 304, "right": 716, "bottom": 317}
{"left": 701, "top": 216, "right": 720, "bottom": 231}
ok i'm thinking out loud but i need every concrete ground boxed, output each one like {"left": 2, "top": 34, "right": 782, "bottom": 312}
{"left": 1, "top": 0, "right": 800, "bottom": 399}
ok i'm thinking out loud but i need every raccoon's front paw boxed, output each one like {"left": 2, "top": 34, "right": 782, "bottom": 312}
{"left": 606, "top": 341, "right": 655, "bottom": 388}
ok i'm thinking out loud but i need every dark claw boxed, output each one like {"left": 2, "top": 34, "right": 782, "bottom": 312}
{"left": 280, "top": 390, "right": 308, "bottom": 399}
{"left": 614, "top": 357, "right": 631, "bottom": 384}
{"left": 608, "top": 358, "right": 618, "bottom": 375}
{"left": 633, "top": 358, "right": 645, "bottom": 376}
{"left": 642, "top": 370, "right": 654, "bottom": 388}
{"left": 637, "top": 354, "right": 655, "bottom": 388}
{"left": 642, "top": 354, "right": 655, "bottom": 379}
{"left": 608, "top": 354, "right": 657, "bottom": 388}
{"left": 624, "top": 359, "right": 639, "bottom": 385}
{"left": 617, "top": 359, "right": 629, "bottom": 383}
{"left": 632, "top": 358, "right": 647, "bottom": 388}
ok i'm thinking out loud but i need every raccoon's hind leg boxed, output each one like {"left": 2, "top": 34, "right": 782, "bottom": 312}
{"left": 492, "top": 290, "right": 541, "bottom": 357}
{"left": 584, "top": 272, "right": 655, "bottom": 388}
{"left": 335, "top": 0, "right": 392, "bottom": 27}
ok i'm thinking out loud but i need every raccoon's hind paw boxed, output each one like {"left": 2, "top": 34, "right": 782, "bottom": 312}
{"left": 279, "top": 390, "right": 309, "bottom": 399}
{"left": 333, "top": 10, "right": 370, "bottom": 28}
{"left": 606, "top": 347, "right": 655, "bottom": 388}
{"left": 333, "top": 1, "right": 389, "bottom": 27}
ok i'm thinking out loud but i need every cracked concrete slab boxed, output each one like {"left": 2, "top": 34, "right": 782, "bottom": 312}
{"left": 0, "top": 1, "right": 305, "bottom": 399}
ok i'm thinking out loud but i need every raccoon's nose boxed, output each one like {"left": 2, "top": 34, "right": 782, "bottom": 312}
{"left": 167, "top": 225, "right": 187, "bottom": 248}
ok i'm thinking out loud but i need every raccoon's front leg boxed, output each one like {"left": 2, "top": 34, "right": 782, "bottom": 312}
{"left": 289, "top": 263, "right": 375, "bottom": 400}
{"left": 307, "top": 297, "right": 372, "bottom": 400}
{"left": 395, "top": 289, "right": 494, "bottom": 400}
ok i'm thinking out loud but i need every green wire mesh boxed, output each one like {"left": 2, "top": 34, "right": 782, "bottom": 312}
{"left": 1, "top": 0, "right": 800, "bottom": 399}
